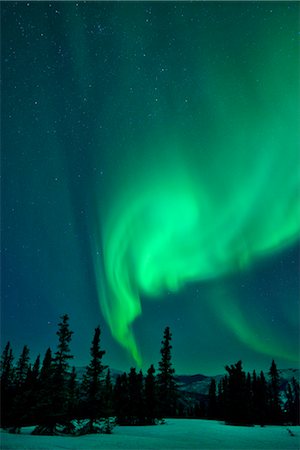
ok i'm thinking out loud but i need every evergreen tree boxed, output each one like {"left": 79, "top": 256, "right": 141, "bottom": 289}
{"left": 224, "top": 360, "right": 246, "bottom": 424}
{"left": 21, "top": 355, "right": 41, "bottom": 426}
{"left": 15, "top": 345, "right": 30, "bottom": 387}
{"left": 1, "top": 342, "right": 15, "bottom": 387}
{"left": 103, "top": 369, "right": 113, "bottom": 418}
{"left": 67, "top": 366, "right": 78, "bottom": 421}
{"left": 217, "top": 375, "right": 228, "bottom": 420}
{"left": 15, "top": 355, "right": 40, "bottom": 426}
{"left": 102, "top": 369, "right": 114, "bottom": 434}
{"left": 245, "top": 372, "right": 253, "bottom": 423}
{"left": 144, "top": 364, "right": 158, "bottom": 424}
{"left": 34, "top": 348, "right": 55, "bottom": 429}
{"left": 33, "top": 315, "right": 74, "bottom": 434}
{"left": 31, "top": 355, "right": 41, "bottom": 382}
{"left": 114, "top": 372, "right": 129, "bottom": 425}
{"left": 257, "top": 370, "right": 268, "bottom": 425}
{"left": 40, "top": 348, "right": 54, "bottom": 384}
{"left": 127, "top": 368, "right": 145, "bottom": 425}
{"left": 285, "top": 377, "right": 300, "bottom": 425}
{"left": 82, "top": 326, "right": 106, "bottom": 431}
{"left": 9, "top": 345, "right": 31, "bottom": 430}
{"left": 52, "top": 314, "right": 74, "bottom": 425}
{"left": 286, "top": 382, "right": 293, "bottom": 424}
{"left": 157, "top": 327, "right": 178, "bottom": 418}
{"left": 291, "top": 377, "right": 300, "bottom": 425}
{"left": 207, "top": 378, "right": 217, "bottom": 419}
{"left": 194, "top": 400, "right": 206, "bottom": 419}
{"left": 268, "top": 360, "right": 282, "bottom": 423}
{"left": 252, "top": 370, "right": 260, "bottom": 423}
{"left": 0, "top": 342, "right": 15, "bottom": 427}
{"left": 54, "top": 314, "right": 74, "bottom": 373}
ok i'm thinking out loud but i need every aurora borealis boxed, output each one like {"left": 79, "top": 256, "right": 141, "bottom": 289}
{"left": 2, "top": 2, "right": 300, "bottom": 374}
{"left": 97, "top": 103, "right": 299, "bottom": 365}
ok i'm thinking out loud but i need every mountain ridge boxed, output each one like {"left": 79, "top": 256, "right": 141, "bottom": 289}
{"left": 75, "top": 366, "right": 299, "bottom": 396}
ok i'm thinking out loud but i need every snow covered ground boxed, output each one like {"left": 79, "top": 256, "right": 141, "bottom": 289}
{"left": 1, "top": 419, "right": 299, "bottom": 450}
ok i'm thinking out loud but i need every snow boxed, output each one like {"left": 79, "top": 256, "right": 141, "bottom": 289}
{"left": 1, "top": 419, "right": 300, "bottom": 450}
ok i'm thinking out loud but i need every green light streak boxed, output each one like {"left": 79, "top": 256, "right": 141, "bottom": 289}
{"left": 90, "top": 4, "right": 299, "bottom": 364}
{"left": 211, "top": 286, "right": 299, "bottom": 363}
{"left": 94, "top": 140, "right": 299, "bottom": 364}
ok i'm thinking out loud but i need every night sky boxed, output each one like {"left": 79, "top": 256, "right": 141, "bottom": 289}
{"left": 2, "top": 1, "right": 300, "bottom": 375}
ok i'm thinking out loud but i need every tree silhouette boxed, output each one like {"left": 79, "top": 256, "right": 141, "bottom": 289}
{"left": 285, "top": 377, "right": 299, "bottom": 425}
{"left": 127, "top": 367, "right": 145, "bottom": 425}
{"left": 82, "top": 326, "right": 106, "bottom": 431}
{"left": 24, "top": 355, "right": 41, "bottom": 424}
{"left": 33, "top": 348, "right": 55, "bottom": 431}
{"left": 145, "top": 364, "right": 158, "bottom": 424}
{"left": 256, "top": 370, "right": 268, "bottom": 424}
{"left": 67, "top": 366, "right": 78, "bottom": 421}
{"left": 54, "top": 314, "right": 73, "bottom": 411}
{"left": 103, "top": 369, "right": 114, "bottom": 418}
{"left": 224, "top": 360, "right": 246, "bottom": 424}
{"left": 157, "top": 326, "right": 178, "bottom": 418}
{"left": 43, "top": 314, "right": 74, "bottom": 431}
{"left": 114, "top": 372, "right": 129, "bottom": 425}
{"left": 10, "top": 345, "right": 32, "bottom": 430}
{"left": 0, "top": 342, "right": 15, "bottom": 427}
{"left": 208, "top": 378, "right": 217, "bottom": 419}
{"left": 15, "top": 345, "right": 30, "bottom": 387}
{"left": 268, "top": 359, "right": 282, "bottom": 424}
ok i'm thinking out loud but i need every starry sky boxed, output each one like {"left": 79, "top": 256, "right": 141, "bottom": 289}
{"left": 2, "top": 1, "right": 300, "bottom": 375}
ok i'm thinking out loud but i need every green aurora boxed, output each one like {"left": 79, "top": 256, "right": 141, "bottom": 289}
{"left": 89, "top": 3, "right": 300, "bottom": 366}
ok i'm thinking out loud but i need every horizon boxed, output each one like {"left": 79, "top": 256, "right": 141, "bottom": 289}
{"left": 3, "top": 323, "right": 299, "bottom": 378}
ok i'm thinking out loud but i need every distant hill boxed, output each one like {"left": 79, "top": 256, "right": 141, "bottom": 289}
{"left": 176, "top": 368, "right": 299, "bottom": 396}
{"left": 75, "top": 366, "right": 123, "bottom": 381}
{"left": 176, "top": 373, "right": 223, "bottom": 396}
{"left": 75, "top": 366, "right": 299, "bottom": 399}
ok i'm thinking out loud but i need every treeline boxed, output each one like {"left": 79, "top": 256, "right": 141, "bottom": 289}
{"left": 206, "top": 360, "right": 299, "bottom": 425}
{"left": 0, "top": 315, "right": 178, "bottom": 435}
{"left": 1, "top": 315, "right": 299, "bottom": 434}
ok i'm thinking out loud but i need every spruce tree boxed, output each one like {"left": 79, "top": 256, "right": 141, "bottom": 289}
{"left": 1, "top": 342, "right": 15, "bottom": 387}
{"left": 34, "top": 315, "right": 74, "bottom": 433}
{"left": 285, "top": 377, "right": 299, "bottom": 425}
{"left": 225, "top": 360, "right": 246, "bottom": 424}
{"left": 252, "top": 370, "right": 260, "bottom": 423}
{"left": 144, "top": 364, "right": 158, "bottom": 424}
{"left": 291, "top": 377, "right": 300, "bottom": 425}
{"left": 291, "top": 377, "right": 299, "bottom": 425}
{"left": 268, "top": 360, "right": 282, "bottom": 423}
{"left": 33, "top": 348, "right": 55, "bottom": 432}
{"left": 127, "top": 368, "right": 145, "bottom": 425}
{"left": 157, "top": 326, "right": 178, "bottom": 418}
{"left": 217, "top": 375, "right": 228, "bottom": 420}
{"left": 10, "top": 345, "right": 31, "bottom": 430}
{"left": 15, "top": 345, "right": 30, "bottom": 387}
{"left": 13, "top": 357, "right": 40, "bottom": 428}
{"left": 52, "top": 314, "right": 74, "bottom": 425}
{"left": 68, "top": 366, "right": 78, "bottom": 421}
{"left": 82, "top": 326, "right": 106, "bottom": 431}
{"left": 257, "top": 370, "right": 268, "bottom": 425}
{"left": 40, "top": 348, "right": 54, "bottom": 385}
{"left": 31, "top": 355, "right": 41, "bottom": 382}
{"left": 208, "top": 378, "right": 217, "bottom": 419}
{"left": 245, "top": 372, "right": 253, "bottom": 423}
{"left": 0, "top": 342, "right": 15, "bottom": 427}
{"left": 25, "top": 355, "right": 41, "bottom": 425}
{"left": 103, "top": 369, "right": 113, "bottom": 418}
{"left": 114, "top": 372, "right": 129, "bottom": 425}
{"left": 54, "top": 314, "right": 74, "bottom": 373}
